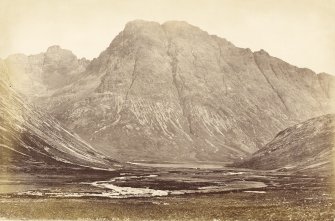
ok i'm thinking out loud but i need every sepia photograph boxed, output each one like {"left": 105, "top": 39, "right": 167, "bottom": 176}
{"left": 0, "top": 0, "right": 334, "bottom": 220}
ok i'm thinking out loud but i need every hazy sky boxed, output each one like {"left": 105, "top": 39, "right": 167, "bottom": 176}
{"left": 1, "top": 0, "right": 334, "bottom": 74}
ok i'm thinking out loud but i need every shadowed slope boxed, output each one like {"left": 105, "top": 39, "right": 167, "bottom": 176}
{"left": 0, "top": 69, "right": 118, "bottom": 170}
{"left": 235, "top": 114, "right": 334, "bottom": 175}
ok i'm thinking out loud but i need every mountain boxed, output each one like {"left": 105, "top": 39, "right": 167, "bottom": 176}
{"left": 235, "top": 114, "right": 334, "bottom": 175}
{"left": 4, "top": 45, "right": 89, "bottom": 100}
{"left": 0, "top": 66, "right": 117, "bottom": 170}
{"left": 2, "top": 20, "right": 335, "bottom": 162}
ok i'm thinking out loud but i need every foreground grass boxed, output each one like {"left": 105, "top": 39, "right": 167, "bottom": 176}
{"left": 0, "top": 189, "right": 334, "bottom": 221}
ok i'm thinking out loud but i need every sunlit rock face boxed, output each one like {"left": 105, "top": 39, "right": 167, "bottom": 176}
{"left": 3, "top": 20, "right": 335, "bottom": 162}
{"left": 236, "top": 114, "right": 335, "bottom": 175}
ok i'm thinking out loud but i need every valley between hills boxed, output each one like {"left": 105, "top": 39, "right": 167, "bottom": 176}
{"left": 0, "top": 20, "right": 334, "bottom": 220}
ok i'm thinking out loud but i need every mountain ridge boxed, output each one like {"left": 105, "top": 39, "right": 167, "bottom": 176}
{"left": 234, "top": 114, "right": 335, "bottom": 175}
{"left": 2, "top": 20, "right": 334, "bottom": 162}
{"left": 0, "top": 69, "right": 117, "bottom": 170}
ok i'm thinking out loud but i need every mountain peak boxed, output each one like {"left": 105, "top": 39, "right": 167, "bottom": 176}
{"left": 122, "top": 19, "right": 205, "bottom": 36}
{"left": 3, "top": 20, "right": 334, "bottom": 164}
{"left": 46, "top": 45, "right": 62, "bottom": 53}
{"left": 162, "top": 20, "right": 200, "bottom": 29}
{"left": 255, "top": 49, "right": 269, "bottom": 56}
{"left": 45, "top": 45, "right": 78, "bottom": 57}
{"left": 162, "top": 20, "right": 207, "bottom": 36}
{"left": 44, "top": 45, "right": 80, "bottom": 63}
{"left": 124, "top": 19, "right": 195, "bottom": 28}
{"left": 123, "top": 20, "right": 161, "bottom": 33}
{"left": 125, "top": 19, "right": 160, "bottom": 27}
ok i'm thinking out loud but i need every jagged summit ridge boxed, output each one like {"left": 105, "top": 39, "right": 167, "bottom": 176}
{"left": 3, "top": 45, "right": 89, "bottom": 98}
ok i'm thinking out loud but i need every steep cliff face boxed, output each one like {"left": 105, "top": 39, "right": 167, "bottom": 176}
{"left": 235, "top": 114, "right": 334, "bottom": 175}
{"left": 3, "top": 20, "right": 334, "bottom": 162}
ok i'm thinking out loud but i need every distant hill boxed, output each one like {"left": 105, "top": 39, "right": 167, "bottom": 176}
{"left": 235, "top": 114, "right": 334, "bottom": 175}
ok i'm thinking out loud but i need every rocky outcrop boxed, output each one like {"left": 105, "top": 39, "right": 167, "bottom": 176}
{"left": 235, "top": 114, "right": 335, "bottom": 175}
{"left": 3, "top": 20, "right": 335, "bottom": 162}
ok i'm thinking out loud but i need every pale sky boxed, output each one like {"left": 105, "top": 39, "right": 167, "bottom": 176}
{"left": 0, "top": 0, "right": 334, "bottom": 74}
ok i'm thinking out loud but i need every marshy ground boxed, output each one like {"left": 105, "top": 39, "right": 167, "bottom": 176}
{"left": 0, "top": 163, "right": 334, "bottom": 221}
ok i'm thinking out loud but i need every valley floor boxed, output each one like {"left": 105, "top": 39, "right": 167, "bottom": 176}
{"left": 0, "top": 190, "right": 334, "bottom": 221}
{"left": 0, "top": 163, "right": 334, "bottom": 221}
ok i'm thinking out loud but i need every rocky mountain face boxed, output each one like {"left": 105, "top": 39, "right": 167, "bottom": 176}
{"left": 0, "top": 65, "right": 116, "bottom": 170}
{"left": 235, "top": 114, "right": 335, "bottom": 175}
{"left": 2, "top": 20, "right": 334, "bottom": 162}
{"left": 4, "top": 45, "right": 88, "bottom": 100}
